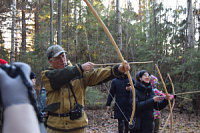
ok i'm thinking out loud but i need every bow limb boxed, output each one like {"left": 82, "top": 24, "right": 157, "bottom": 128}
{"left": 168, "top": 73, "right": 175, "bottom": 132}
{"left": 83, "top": 0, "right": 135, "bottom": 125}
{"left": 160, "top": 73, "right": 175, "bottom": 133}
{"left": 155, "top": 64, "right": 173, "bottom": 133}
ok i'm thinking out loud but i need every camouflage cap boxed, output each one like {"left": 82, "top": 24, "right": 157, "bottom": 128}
{"left": 46, "top": 45, "right": 66, "bottom": 60}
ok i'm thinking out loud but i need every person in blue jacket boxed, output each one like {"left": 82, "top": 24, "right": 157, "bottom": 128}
{"left": 106, "top": 74, "right": 135, "bottom": 133}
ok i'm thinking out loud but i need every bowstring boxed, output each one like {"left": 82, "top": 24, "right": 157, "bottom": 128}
{"left": 103, "top": 83, "right": 130, "bottom": 123}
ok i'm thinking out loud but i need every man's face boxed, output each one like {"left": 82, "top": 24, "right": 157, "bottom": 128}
{"left": 49, "top": 53, "right": 67, "bottom": 69}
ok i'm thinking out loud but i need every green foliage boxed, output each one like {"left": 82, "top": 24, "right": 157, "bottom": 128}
{"left": 85, "top": 87, "right": 107, "bottom": 109}
{"left": 0, "top": 46, "right": 9, "bottom": 62}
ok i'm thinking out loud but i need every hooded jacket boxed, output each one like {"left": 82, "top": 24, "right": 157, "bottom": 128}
{"left": 41, "top": 63, "right": 123, "bottom": 132}
{"left": 106, "top": 75, "right": 135, "bottom": 120}
{"left": 131, "top": 81, "right": 168, "bottom": 132}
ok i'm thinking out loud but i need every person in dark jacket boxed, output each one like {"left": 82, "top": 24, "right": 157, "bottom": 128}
{"left": 106, "top": 74, "right": 135, "bottom": 133}
{"left": 128, "top": 70, "right": 172, "bottom": 133}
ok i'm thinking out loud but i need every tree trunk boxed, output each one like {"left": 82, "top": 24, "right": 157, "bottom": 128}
{"left": 116, "top": 0, "right": 122, "bottom": 52}
{"left": 139, "top": 0, "right": 142, "bottom": 22}
{"left": 34, "top": 0, "right": 39, "bottom": 50}
{"left": 66, "top": 0, "right": 69, "bottom": 52}
{"left": 153, "top": 0, "right": 158, "bottom": 65}
{"left": 10, "top": 0, "right": 16, "bottom": 63}
{"left": 84, "top": 24, "right": 91, "bottom": 61}
{"left": 187, "top": 0, "right": 195, "bottom": 48}
{"left": 15, "top": 37, "right": 18, "bottom": 61}
{"left": 35, "top": 1, "right": 39, "bottom": 33}
{"left": 15, "top": 14, "right": 19, "bottom": 62}
{"left": 57, "top": 0, "right": 62, "bottom": 45}
{"left": 21, "top": 0, "right": 26, "bottom": 55}
{"left": 50, "top": 0, "right": 53, "bottom": 45}
{"left": 198, "top": 13, "right": 200, "bottom": 51}
{"left": 125, "top": 1, "right": 129, "bottom": 60}
{"left": 74, "top": 0, "right": 78, "bottom": 63}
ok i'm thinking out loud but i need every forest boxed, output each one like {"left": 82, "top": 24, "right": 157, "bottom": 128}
{"left": 0, "top": 0, "right": 200, "bottom": 132}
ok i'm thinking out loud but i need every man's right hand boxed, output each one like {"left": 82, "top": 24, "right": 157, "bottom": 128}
{"left": 0, "top": 62, "right": 32, "bottom": 109}
{"left": 81, "top": 62, "right": 94, "bottom": 71}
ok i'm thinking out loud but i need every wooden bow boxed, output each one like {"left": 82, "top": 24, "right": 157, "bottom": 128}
{"left": 160, "top": 73, "right": 175, "bottom": 133}
{"left": 155, "top": 64, "right": 173, "bottom": 133}
{"left": 83, "top": 0, "right": 136, "bottom": 125}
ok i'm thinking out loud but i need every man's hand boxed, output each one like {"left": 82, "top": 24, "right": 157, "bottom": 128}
{"left": 0, "top": 62, "right": 32, "bottom": 109}
{"left": 118, "top": 61, "right": 130, "bottom": 73}
{"left": 126, "top": 86, "right": 132, "bottom": 91}
{"left": 126, "top": 83, "right": 132, "bottom": 91}
{"left": 81, "top": 62, "right": 94, "bottom": 71}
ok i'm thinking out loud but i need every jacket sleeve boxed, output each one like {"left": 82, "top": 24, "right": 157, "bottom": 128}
{"left": 83, "top": 65, "right": 123, "bottom": 87}
{"left": 135, "top": 96, "right": 155, "bottom": 112}
{"left": 106, "top": 80, "right": 116, "bottom": 106}
{"left": 44, "top": 64, "right": 83, "bottom": 90}
{"left": 153, "top": 99, "right": 169, "bottom": 110}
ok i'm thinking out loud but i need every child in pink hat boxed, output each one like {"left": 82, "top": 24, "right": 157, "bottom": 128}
{"left": 151, "top": 75, "right": 174, "bottom": 133}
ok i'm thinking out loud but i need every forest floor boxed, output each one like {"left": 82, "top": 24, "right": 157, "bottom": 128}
{"left": 86, "top": 107, "right": 200, "bottom": 133}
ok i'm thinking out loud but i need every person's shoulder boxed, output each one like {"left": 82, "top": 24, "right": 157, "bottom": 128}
{"left": 112, "top": 77, "right": 119, "bottom": 82}
{"left": 41, "top": 67, "right": 54, "bottom": 79}
{"left": 41, "top": 66, "right": 54, "bottom": 73}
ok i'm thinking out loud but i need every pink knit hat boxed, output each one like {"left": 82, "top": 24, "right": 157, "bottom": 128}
{"left": 151, "top": 75, "right": 159, "bottom": 89}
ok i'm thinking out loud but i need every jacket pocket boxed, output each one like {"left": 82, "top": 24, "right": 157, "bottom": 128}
{"left": 45, "top": 102, "right": 60, "bottom": 112}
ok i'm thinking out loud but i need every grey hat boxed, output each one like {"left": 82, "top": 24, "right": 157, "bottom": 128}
{"left": 46, "top": 45, "right": 66, "bottom": 60}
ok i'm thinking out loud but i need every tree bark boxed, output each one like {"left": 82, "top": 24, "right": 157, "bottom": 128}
{"left": 116, "top": 0, "right": 122, "bottom": 51}
{"left": 34, "top": 0, "right": 39, "bottom": 50}
{"left": 74, "top": 0, "right": 78, "bottom": 63}
{"left": 21, "top": 0, "right": 26, "bottom": 55}
{"left": 139, "top": 0, "right": 142, "bottom": 22}
{"left": 198, "top": 14, "right": 200, "bottom": 51}
{"left": 10, "top": 0, "right": 16, "bottom": 63}
{"left": 153, "top": 0, "right": 158, "bottom": 65}
{"left": 57, "top": 0, "right": 62, "bottom": 45}
{"left": 50, "top": 0, "right": 53, "bottom": 45}
{"left": 187, "top": 0, "right": 195, "bottom": 48}
{"left": 66, "top": 0, "right": 69, "bottom": 51}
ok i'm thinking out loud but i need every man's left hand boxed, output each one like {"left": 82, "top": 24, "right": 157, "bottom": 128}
{"left": 118, "top": 61, "right": 130, "bottom": 73}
